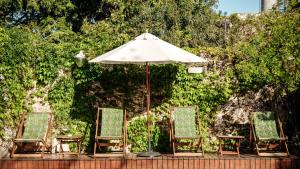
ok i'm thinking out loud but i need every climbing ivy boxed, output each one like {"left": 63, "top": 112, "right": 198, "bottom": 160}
{"left": 0, "top": 1, "right": 299, "bottom": 154}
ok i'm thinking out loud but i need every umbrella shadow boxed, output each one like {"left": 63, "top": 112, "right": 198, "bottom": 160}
{"left": 69, "top": 64, "right": 179, "bottom": 153}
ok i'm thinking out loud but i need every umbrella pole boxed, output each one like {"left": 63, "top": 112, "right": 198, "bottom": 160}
{"left": 146, "top": 62, "right": 151, "bottom": 152}
{"left": 138, "top": 62, "right": 161, "bottom": 157}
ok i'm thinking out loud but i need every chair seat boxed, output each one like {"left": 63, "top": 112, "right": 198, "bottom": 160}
{"left": 95, "top": 136, "right": 122, "bottom": 140}
{"left": 175, "top": 135, "right": 200, "bottom": 139}
{"left": 14, "top": 138, "right": 43, "bottom": 142}
{"left": 258, "top": 137, "right": 287, "bottom": 141}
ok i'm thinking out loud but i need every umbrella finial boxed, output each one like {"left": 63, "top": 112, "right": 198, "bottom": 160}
{"left": 143, "top": 29, "right": 148, "bottom": 40}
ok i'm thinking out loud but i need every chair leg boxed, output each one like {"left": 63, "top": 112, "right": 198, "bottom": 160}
{"left": 284, "top": 141, "right": 289, "bottom": 156}
{"left": 94, "top": 141, "right": 97, "bottom": 155}
{"left": 196, "top": 138, "right": 204, "bottom": 156}
{"left": 172, "top": 139, "right": 176, "bottom": 155}
{"left": 11, "top": 142, "right": 17, "bottom": 158}
{"left": 255, "top": 143, "right": 260, "bottom": 155}
{"left": 201, "top": 138, "right": 204, "bottom": 156}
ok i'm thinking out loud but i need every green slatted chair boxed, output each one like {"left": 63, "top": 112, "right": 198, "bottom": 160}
{"left": 94, "top": 107, "right": 127, "bottom": 157}
{"left": 170, "top": 107, "right": 204, "bottom": 157}
{"left": 11, "top": 112, "right": 52, "bottom": 158}
{"left": 251, "top": 111, "right": 289, "bottom": 157}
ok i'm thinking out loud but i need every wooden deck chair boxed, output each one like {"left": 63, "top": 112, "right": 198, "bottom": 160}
{"left": 169, "top": 106, "right": 204, "bottom": 157}
{"left": 251, "top": 111, "right": 289, "bottom": 157}
{"left": 11, "top": 112, "right": 52, "bottom": 158}
{"left": 94, "top": 107, "right": 127, "bottom": 157}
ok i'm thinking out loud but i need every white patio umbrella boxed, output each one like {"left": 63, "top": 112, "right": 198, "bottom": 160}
{"left": 89, "top": 32, "right": 207, "bottom": 157}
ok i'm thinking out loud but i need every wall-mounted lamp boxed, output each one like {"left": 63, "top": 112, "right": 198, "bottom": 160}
{"left": 188, "top": 66, "right": 204, "bottom": 74}
{"left": 74, "top": 50, "right": 85, "bottom": 67}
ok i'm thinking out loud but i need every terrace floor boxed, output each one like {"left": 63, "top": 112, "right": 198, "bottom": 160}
{"left": 1, "top": 153, "right": 299, "bottom": 169}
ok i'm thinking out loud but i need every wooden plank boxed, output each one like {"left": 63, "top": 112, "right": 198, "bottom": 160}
{"left": 125, "top": 159, "right": 131, "bottom": 169}
{"left": 121, "top": 159, "right": 127, "bottom": 169}
{"left": 229, "top": 159, "right": 234, "bottom": 169}
{"left": 183, "top": 159, "right": 188, "bottom": 169}
{"left": 64, "top": 160, "right": 70, "bottom": 169}
{"left": 208, "top": 159, "right": 214, "bottom": 169}
{"left": 111, "top": 159, "right": 121, "bottom": 169}
{"left": 47, "top": 160, "right": 54, "bottom": 169}
{"left": 224, "top": 159, "right": 229, "bottom": 169}
{"left": 274, "top": 159, "right": 280, "bottom": 169}
{"left": 141, "top": 159, "right": 147, "bottom": 169}
{"left": 173, "top": 158, "right": 179, "bottom": 169}
{"left": 5, "top": 160, "right": 11, "bottom": 169}
{"left": 147, "top": 159, "right": 153, "bottom": 169}
{"left": 0, "top": 160, "right": 6, "bottom": 169}
{"left": 198, "top": 159, "right": 204, "bottom": 169}
{"left": 94, "top": 153, "right": 123, "bottom": 157}
{"left": 43, "top": 160, "right": 48, "bottom": 169}
{"left": 261, "top": 158, "right": 266, "bottom": 169}
{"left": 16, "top": 160, "right": 21, "bottom": 169}
{"left": 136, "top": 159, "right": 141, "bottom": 169}
{"left": 79, "top": 160, "right": 85, "bottom": 169}
{"left": 255, "top": 159, "right": 261, "bottom": 169}
{"left": 219, "top": 159, "right": 225, "bottom": 169}
{"left": 131, "top": 159, "right": 137, "bottom": 169}
{"left": 11, "top": 154, "right": 43, "bottom": 158}
{"left": 258, "top": 153, "right": 288, "bottom": 157}
{"left": 238, "top": 159, "right": 245, "bottom": 169}
{"left": 67, "top": 160, "right": 73, "bottom": 169}
{"left": 264, "top": 158, "right": 270, "bottom": 169}
{"left": 243, "top": 159, "right": 250, "bottom": 169}
{"left": 178, "top": 158, "right": 184, "bottom": 169}
{"left": 90, "top": 159, "right": 96, "bottom": 169}
{"left": 106, "top": 159, "right": 112, "bottom": 169}
{"left": 38, "top": 160, "right": 43, "bottom": 169}
{"left": 250, "top": 159, "right": 256, "bottom": 169}
{"left": 283, "top": 159, "right": 292, "bottom": 169}
{"left": 296, "top": 159, "right": 300, "bottom": 169}
{"left": 95, "top": 160, "right": 101, "bottom": 169}
{"left": 214, "top": 159, "right": 220, "bottom": 169}
{"left": 152, "top": 159, "right": 157, "bottom": 169}
{"left": 270, "top": 159, "right": 276, "bottom": 169}
{"left": 168, "top": 158, "right": 174, "bottom": 169}
{"left": 191, "top": 158, "right": 199, "bottom": 169}
{"left": 234, "top": 159, "right": 240, "bottom": 169}
{"left": 174, "top": 153, "right": 203, "bottom": 157}
{"left": 157, "top": 158, "right": 163, "bottom": 169}
{"left": 53, "top": 160, "right": 59, "bottom": 169}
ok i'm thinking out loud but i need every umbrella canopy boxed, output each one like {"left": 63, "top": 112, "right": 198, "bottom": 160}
{"left": 89, "top": 32, "right": 207, "bottom": 157}
{"left": 89, "top": 33, "right": 206, "bottom": 64}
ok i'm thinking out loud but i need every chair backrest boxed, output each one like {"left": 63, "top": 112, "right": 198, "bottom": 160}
{"left": 253, "top": 111, "right": 280, "bottom": 139}
{"left": 172, "top": 107, "right": 197, "bottom": 138}
{"left": 99, "top": 108, "right": 124, "bottom": 137}
{"left": 22, "top": 113, "right": 50, "bottom": 140}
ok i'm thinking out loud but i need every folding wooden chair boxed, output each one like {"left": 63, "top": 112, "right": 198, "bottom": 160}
{"left": 94, "top": 107, "right": 127, "bottom": 157}
{"left": 11, "top": 112, "right": 52, "bottom": 158}
{"left": 251, "top": 111, "right": 289, "bottom": 157}
{"left": 170, "top": 106, "right": 204, "bottom": 157}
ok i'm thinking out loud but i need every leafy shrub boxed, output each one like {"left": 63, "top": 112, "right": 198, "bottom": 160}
{"left": 127, "top": 114, "right": 160, "bottom": 153}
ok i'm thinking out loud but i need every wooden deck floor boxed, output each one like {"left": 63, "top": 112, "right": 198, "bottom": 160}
{"left": 1, "top": 153, "right": 299, "bottom": 169}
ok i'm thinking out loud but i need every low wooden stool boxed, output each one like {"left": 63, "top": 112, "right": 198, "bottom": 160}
{"left": 218, "top": 135, "right": 244, "bottom": 157}
{"left": 56, "top": 135, "right": 82, "bottom": 157}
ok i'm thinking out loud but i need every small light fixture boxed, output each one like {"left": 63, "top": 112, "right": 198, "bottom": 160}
{"left": 188, "top": 66, "right": 204, "bottom": 74}
{"left": 74, "top": 50, "right": 85, "bottom": 67}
